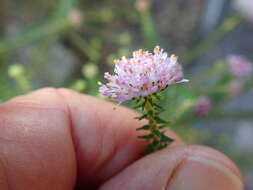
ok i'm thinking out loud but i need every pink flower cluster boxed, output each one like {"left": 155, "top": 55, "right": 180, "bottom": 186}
{"left": 99, "top": 46, "right": 188, "bottom": 102}
{"left": 227, "top": 55, "right": 252, "bottom": 77}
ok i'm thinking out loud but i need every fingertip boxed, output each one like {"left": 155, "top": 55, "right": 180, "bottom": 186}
{"left": 166, "top": 145, "right": 243, "bottom": 190}
{"left": 100, "top": 145, "right": 243, "bottom": 190}
{"left": 185, "top": 145, "right": 242, "bottom": 180}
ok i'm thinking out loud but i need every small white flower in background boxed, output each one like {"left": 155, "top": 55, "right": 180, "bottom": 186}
{"left": 8, "top": 64, "right": 25, "bottom": 78}
{"left": 71, "top": 79, "right": 87, "bottom": 92}
{"left": 227, "top": 55, "right": 253, "bottom": 77}
{"left": 99, "top": 46, "right": 188, "bottom": 102}
{"left": 82, "top": 63, "right": 98, "bottom": 78}
{"left": 68, "top": 9, "right": 83, "bottom": 28}
{"left": 135, "top": 0, "right": 150, "bottom": 12}
{"left": 233, "top": 0, "right": 253, "bottom": 21}
{"left": 194, "top": 96, "right": 211, "bottom": 117}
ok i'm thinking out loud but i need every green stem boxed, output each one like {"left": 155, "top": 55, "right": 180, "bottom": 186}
{"left": 144, "top": 96, "right": 159, "bottom": 140}
{"left": 140, "top": 9, "right": 160, "bottom": 49}
{"left": 209, "top": 110, "right": 253, "bottom": 119}
{"left": 0, "top": 0, "right": 77, "bottom": 55}
{"left": 0, "top": 19, "right": 71, "bottom": 55}
{"left": 136, "top": 94, "right": 173, "bottom": 154}
{"left": 183, "top": 14, "right": 244, "bottom": 65}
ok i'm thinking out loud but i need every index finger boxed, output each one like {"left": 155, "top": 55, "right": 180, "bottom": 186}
{"left": 57, "top": 88, "right": 183, "bottom": 189}
{"left": 0, "top": 88, "right": 182, "bottom": 190}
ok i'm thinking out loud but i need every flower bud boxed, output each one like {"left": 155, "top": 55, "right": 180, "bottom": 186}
{"left": 227, "top": 55, "right": 252, "bottom": 77}
{"left": 82, "top": 63, "right": 98, "bottom": 78}
{"left": 68, "top": 9, "right": 83, "bottom": 28}
{"left": 8, "top": 64, "right": 24, "bottom": 78}
{"left": 135, "top": 0, "right": 150, "bottom": 12}
{"left": 229, "top": 80, "right": 243, "bottom": 97}
{"left": 194, "top": 96, "right": 211, "bottom": 117}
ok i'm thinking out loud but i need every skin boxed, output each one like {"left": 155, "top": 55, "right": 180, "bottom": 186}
{"left": 0, "top": 88, "right": 244, "bottom": 190}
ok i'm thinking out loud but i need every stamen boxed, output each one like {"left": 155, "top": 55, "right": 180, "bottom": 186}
{"left": 170, "top": 54, "right": 178, "bottom": 62}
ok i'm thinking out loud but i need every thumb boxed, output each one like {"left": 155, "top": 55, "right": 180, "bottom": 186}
{"left": 100, "top": 145, "right": 243, "bottom": 190}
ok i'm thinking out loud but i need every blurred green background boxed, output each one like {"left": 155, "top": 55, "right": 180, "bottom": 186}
{"left": 0, "top": 0, "right": 253, "bottom": 188}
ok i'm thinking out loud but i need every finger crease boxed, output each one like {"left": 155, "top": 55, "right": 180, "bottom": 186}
{"left": 165, "top": 152, "right": 188, "bottom": 189}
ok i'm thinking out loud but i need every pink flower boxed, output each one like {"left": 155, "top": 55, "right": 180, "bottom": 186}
{"left": 194, "top": 96, "right": 211, "bottom": 116}
{"left": 227, "top": 55, "right": 253, "bottom": 77}
{"left": 233, "top": 0, "right": 253, "bottom": 21}
{"left": 99, "top": 46, "right": 188, "bottom": 102}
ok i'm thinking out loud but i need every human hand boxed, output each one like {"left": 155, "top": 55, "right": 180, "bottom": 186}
{"left": 0, "top": 88, "right": 243, "bottom": 190}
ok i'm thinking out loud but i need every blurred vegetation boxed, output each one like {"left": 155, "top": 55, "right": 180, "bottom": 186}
{"left": 1, "top": 0, "right": 253, "bottom": 180}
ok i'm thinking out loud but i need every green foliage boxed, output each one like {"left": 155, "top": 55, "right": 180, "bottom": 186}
{"left": 139, "top": 10, "right": 159, "bottom": 49}
{"left": 136, "top": 124, "right": 151, "bottom": 130}
{"left": 134, "top": 95, "right": 174, "bottom": 154}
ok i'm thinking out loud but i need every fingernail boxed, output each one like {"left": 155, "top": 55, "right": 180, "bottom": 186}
{"left": 166, "top": 155, "right": 243, "bottom": 190}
